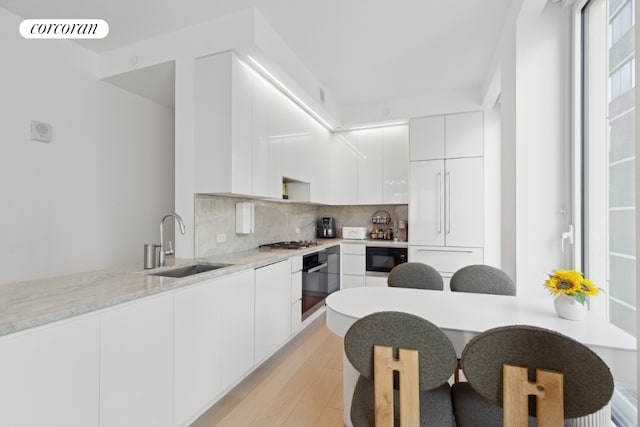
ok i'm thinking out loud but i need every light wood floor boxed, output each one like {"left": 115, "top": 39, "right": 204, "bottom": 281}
{"left": 192, "top": 313, "right": 345, "bottom": 427}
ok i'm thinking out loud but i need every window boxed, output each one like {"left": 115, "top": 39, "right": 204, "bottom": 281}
{"left": 579, "top": 0, "right": 636, "bottom": 424}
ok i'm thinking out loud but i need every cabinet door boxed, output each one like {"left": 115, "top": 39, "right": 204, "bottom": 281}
{"left": 342, "top": 274, "right": 366, "bottom": 289}
{"left": 219, "top": 269, "right": 256, "bottom": 390}
{"left": 252, "top": 67, "right": 272, "bottom": 198}
{"left": 409, "top": 160, "right": 445, "bottom": 246}
{"left": 0, "top": 315, "right": 99, "bottom": 427}
{"left": 445, "top": 157, "right": 484, "bottom": 247}
{"left": 445, "top": 112, "right": 483, "bottom": 159}
{"left": 332, "top": 133, "right": 359, "bottom": 204}
{"left": 100, "top": 294, "right": 173, "bottom": 427}
{"left": 383, "top": 125, "right": 409, "bottom": 203}
{"left": 409, "top": 116, "right": 445, "bottom": 161}
{"left": 230, "top": 55, "right": 254, "bottom": 195}
{"left": 357, "top": 128, "right": 383, "bottom": 204}
{"left": 342, "top": 254, "right": 365, "bottom": 276}
{"left": 255, "top": 259, "right": 292, "bottom": 363}
{"left": 365, "top": 274, "right": 389, "bottom": 287}
{"left": 174, "top": 280, "right": 221, "bottom": 426}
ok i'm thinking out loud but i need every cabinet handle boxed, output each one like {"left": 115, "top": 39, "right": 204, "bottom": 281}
{"left": 305, "top": 263, "right": 328, "bottom": 274}
{"left": 446, "top": 171, "right": 451, "bottom": 235}
{"left": 436, "top": 172, "right": 442, "bottom": 234}
{"left": 416, "top": 249, "right": 474, "bottom": 254}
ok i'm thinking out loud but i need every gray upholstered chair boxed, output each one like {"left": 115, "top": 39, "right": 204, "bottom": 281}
{"left": 452, "top": 325, "right": 614, "bottom": 427}
{"left": 344, "top": 311, "right": 457, "bottom": 427}
{"left": 450, "top": 264, "right": 516, "bottom": 296}
{"left": 387, "top": 262, "right": 444, "bottom": 290}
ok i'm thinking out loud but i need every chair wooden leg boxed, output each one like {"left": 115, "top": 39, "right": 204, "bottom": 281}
{"left": 503, "top": 364, "right": 564, "bottom": 427}
{"left": 374, "top": 345, "right": 420, "bottom": 427}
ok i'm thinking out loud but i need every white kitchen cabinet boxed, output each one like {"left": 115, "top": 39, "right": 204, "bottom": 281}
{"left": 174, "top": 279, "right": 221, "bottom": 427}
{"left": 383, "top": 125, "right": 409, "bottom": 204}
{"left": 100, "top": 293, "right": 174, "bottom": 427}
{"left": 365, "top": 274, "right": 389, "bottom": 287}
{"left": 308, "top": 125, "right": 334, "bottom": 204}
{"left": 0, "top": 315, "right": 100, "bottom": 427}
{"left": 357, "top": 128, "right": 383, "bottom": 204}
{"left": 291, "top": 255, "right": 303, "bottom": 333}
{"left": 195, "top": 52, "right": 253, "bottom": 196}
{"left": 332, "top": 133, "right": 359, "bottom": 204}
{"left": 255, "top": 259, "right": 292, "bottom": 363}
{"left": 410, "top": 115, "right": 445, "bottom": 161}
{"left": 445, "top": 111, "right": 483, "bottom": 159}
{"left": 342, "top": 243, "right": 366, "bottom": 289}
{"left": 409, "top": 160, "right": 446, "bottom": 246}
{"left": 342, "top": 274, "right": 366, "bottom": 289}
{"left": 252, "top": 65, "right": 275, "bottom": 199}
{"left": 218, "top": 269, "right": 256, "bottom": 390}
{"left": 172, "top": 269, "right": 256, "bottom": 426}
{"left": 410, "top": 112, "right": 482, "bottom": 161}
{"left": 333, "top": 125, "right": 408, "bottom": 205}
{"left": 409, "top": 158, "right": 483, "bottom": 248}
{"left": 446, "top": 157, "right": 484, "bottom": 247}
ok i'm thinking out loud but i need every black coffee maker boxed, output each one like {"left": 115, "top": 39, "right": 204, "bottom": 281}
{"left": 317, "top": 217, "right": 337, "bottom": 238}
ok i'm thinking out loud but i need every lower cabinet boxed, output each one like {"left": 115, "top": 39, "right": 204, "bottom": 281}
{"left": 342, "top": 243, "right": 366, "bottom": 289}
{"left": 290, "top": 255, "right": 303, "bottom": 333}
{"left": 99, "top": 293, "right": 174, "bottom": 427}
{"left": 174, "top": 269, "right": 255, "bottom": 426}
{"left": 174, "top": 280, "right": 222, "bottom": 426}
{"left": 255, "top": 259, "right": 292, "bottom": 363}
{"left": 0, "top": 314, "right": 100, "bottom": 427}
{"left": 0, "top": 261, "right": 303, "bottom": 427}
{"left": 218, "top": 270, "right": 256, "bottom": 390}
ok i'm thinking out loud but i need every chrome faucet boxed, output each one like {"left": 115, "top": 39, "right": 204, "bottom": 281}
{"left": 159, "top": 212, "right": 186, "bottom": 267}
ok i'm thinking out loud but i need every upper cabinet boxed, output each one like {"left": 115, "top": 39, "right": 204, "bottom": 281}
{"left": 195, "top": 51, "right": 333, "bottom": 203}
{"left": 410, "top": 115, "right": 444, "bottom": 160}
{"left": 332, "top": 125, "right": 409, "bottom": 205}
{"left": 195, "top": 52, "right": 253, "bottom": 196}
{"left": 410, "top": 112, "right": 483, "bottom": 161}
{"left": 409, "top": 111, "right": 484, "bottom": 249}
{"left": 382, "top": 125, "right": 409, "bottom": 204}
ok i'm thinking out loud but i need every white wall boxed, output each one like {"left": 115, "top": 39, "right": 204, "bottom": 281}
{"left": 484, "top": 103, "right": 502, "bottom": 268}
{"left": 515, "top": 3, "right": 572, "bottom": 297}
{"left": 496, "top": 1, "right": 571, "bottom": 295}
{"left": 0, "top": 7, "right": 174, "bottom": 285}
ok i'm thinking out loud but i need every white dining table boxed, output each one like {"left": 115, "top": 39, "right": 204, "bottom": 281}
{"left": 325, "top": 287, "right": 636, "bottom": 427}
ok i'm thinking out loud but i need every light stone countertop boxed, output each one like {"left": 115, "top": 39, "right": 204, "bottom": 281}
{"left": 0, "top": 241, "right": 344, "bottom": 338}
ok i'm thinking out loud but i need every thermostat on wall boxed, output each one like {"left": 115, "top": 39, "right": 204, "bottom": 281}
{"left": 31, "top": 120, "right": 52, "bottom": 143}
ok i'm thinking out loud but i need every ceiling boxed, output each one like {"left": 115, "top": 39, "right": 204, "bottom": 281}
{"left": 1, "top": 0, "right": 512, "bottom": 108}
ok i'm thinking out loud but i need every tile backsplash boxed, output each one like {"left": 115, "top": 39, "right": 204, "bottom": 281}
{"left": 194, "top": 194, "right": 408, "bottom": 257}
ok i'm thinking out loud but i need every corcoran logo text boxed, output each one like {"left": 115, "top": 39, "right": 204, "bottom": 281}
{"left": 19, "top": 19, "right": 109, "bottom": 39}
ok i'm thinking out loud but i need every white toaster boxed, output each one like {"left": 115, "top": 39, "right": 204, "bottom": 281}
{"left": 342, "top": 227, "right": 368, "bottom": 240}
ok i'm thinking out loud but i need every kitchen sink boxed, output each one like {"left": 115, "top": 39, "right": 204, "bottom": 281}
{"left": 150, "top": 263, "right": 231, "bottom": 278}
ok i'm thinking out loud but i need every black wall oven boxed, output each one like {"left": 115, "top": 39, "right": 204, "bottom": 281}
{"left": 365, "top": 246, "right": 408, "bottom": 273}
{"left": 302, "top": 245, "right": 340, "bottom": 320}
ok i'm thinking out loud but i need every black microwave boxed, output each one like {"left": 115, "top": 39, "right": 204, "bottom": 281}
{"left": 365, "top": 246, "right": 408, "bottom": 273}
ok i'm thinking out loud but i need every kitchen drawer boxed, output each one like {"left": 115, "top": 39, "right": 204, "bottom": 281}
{"left": 291, "top": 255, "right": 303, "bottom": 273}
{"left": 408, "top": 246, "right": 483, "bottom": 274}
{"left": 291, "top": 271, "right": 302, "bottom": 302}
{"left": 342, "top": 274, "right": 366, "bottom": 289}
{"left": 341, "top": 243, "right": 366, "bottom": 255}
{"left": 343, "top": 254, "right": 365, "bottom": 275}
{"left": 365, "top": 274, "right": 388, "bottom": 288}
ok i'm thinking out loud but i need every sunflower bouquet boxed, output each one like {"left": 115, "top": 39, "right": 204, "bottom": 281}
{"left": 544, "top": 270, "right": 601, "bottom": 305}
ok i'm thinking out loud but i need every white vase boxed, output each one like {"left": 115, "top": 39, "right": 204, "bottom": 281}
{"left": 554, "top": 294, "right": 587, "bottom": 321}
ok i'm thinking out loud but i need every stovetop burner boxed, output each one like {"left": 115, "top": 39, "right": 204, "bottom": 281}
{"left": 258, "top": 241, "right": 320, "bottom": 251}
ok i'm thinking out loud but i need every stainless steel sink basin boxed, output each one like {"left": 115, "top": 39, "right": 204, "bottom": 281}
{"left": 150, "top": 263, "right": 231, "bottom": 278}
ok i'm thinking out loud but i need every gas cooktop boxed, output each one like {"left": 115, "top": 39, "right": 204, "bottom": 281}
{"left": 258, "top": 241, "right": 320, "bottom": 251}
